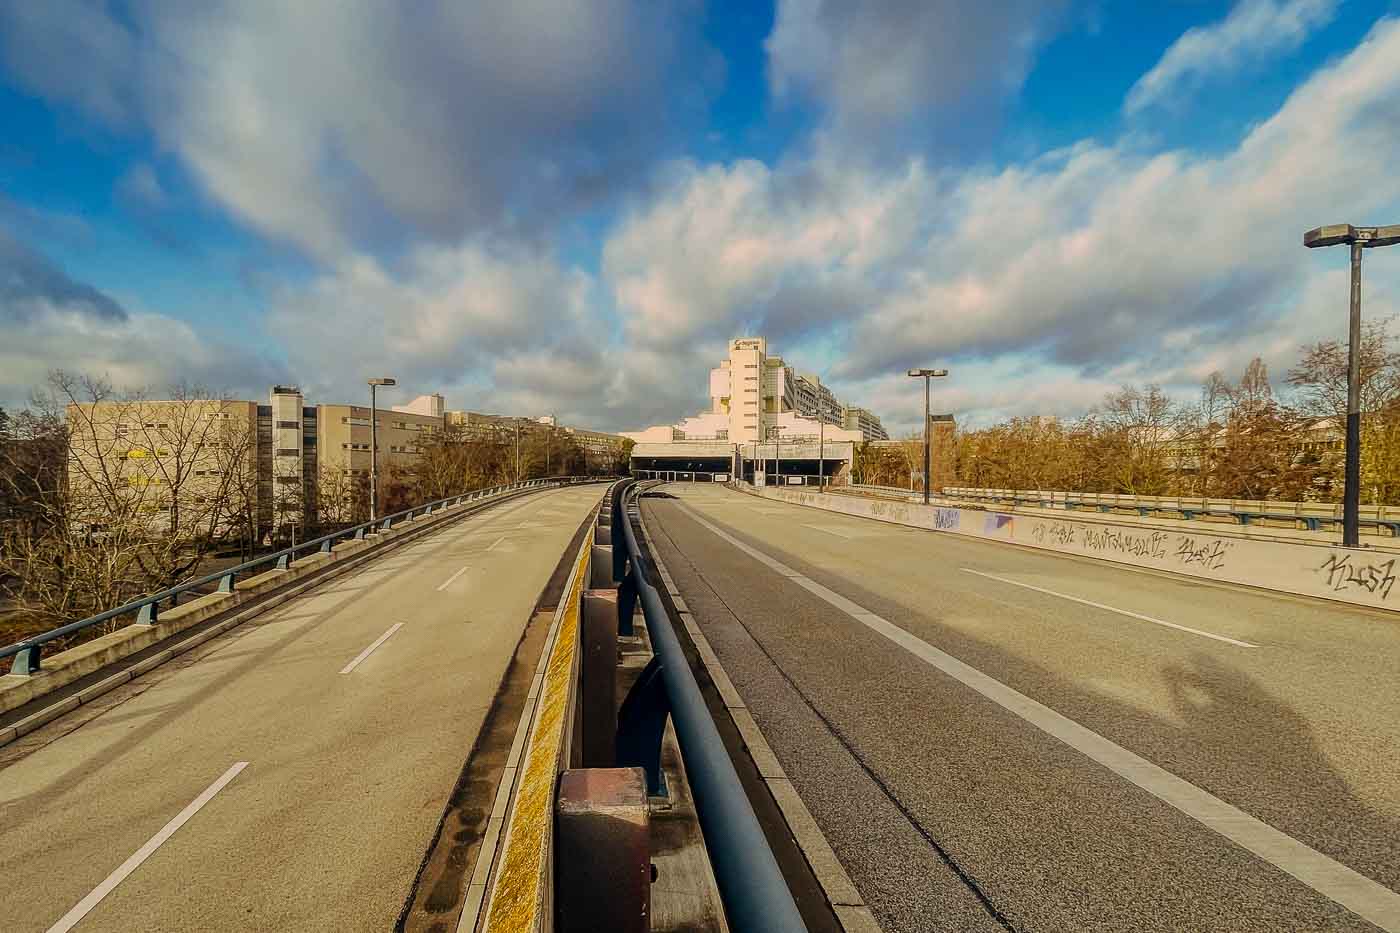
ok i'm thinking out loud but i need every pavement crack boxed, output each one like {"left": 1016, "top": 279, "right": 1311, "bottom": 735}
{"left": 649, "top": 504, "right": 1022, "bottom": 933}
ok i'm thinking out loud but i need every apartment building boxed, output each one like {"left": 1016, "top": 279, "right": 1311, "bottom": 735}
{"left": 445, "top": 410, "right": 631, "bottom": 472}
{"left": 841, "top": 405, "right": 890, "bottom": 440}
{"left": 64, "top": 379, "right": 637, "bottom": 543}
{"left": 66, "top": 396, "right": 261, "bottom": 537}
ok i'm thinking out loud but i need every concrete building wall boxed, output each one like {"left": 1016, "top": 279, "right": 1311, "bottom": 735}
{"left": 66, "top": 398, "right": 261, "bottom": 537}
{"left": 316, "top": 404, "right": 442, "bottom": 479}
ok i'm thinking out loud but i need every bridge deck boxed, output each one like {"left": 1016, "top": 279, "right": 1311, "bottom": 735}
{"left": 642, "top": 483, "right": 1400, "bottom": 933}
{"left": 0, "top": 485, "right": 602, "bottom": 932}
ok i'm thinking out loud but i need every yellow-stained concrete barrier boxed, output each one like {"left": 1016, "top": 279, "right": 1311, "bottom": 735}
{"left": 481, "top": 536, "right": 592, "bottom": 933}
{"left": 748, "top": 485, "right": 1400, "bottom": 613}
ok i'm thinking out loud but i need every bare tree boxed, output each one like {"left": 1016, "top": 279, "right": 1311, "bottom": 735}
{"left": 0, "top": 372, "right": 253, "bottom": 637}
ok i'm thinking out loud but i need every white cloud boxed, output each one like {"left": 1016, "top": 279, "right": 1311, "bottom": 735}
{"left": 604, "top": 17, "right": 1400, "bottom": 433}
{"left": 0, "top": 0, "right": 137, "bottom": 126}
{"left": 117, "top": 163, "right": 168, "bottom": 209}
{"left": 264, "top": 239, "right": 625, "bottom": 423}
{"left": 1125, "top": 0, "right": 1338, "bottom": 115}
{"left": 0, "top": 0, "right": 710, "bottom": 259}
{"left": 766, "top": 0, "right": 1064, "bottom": 138}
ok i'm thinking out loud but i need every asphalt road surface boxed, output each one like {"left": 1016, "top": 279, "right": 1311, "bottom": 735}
{"left": 641, "top": 483, "right": 1400, "bottom": 933}
{"left": 0, "top": 485, "right": 600, "bottom": 932}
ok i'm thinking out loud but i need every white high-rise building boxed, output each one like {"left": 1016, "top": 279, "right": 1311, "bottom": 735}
{"left": 625, "top": 337, "right": 887, "bottom": 445}
{"left": 622, "top": 337, "right": 889, "bottom": 483}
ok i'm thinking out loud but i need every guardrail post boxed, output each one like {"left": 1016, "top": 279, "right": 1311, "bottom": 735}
{"left": 9, "top": 644, "right": 40, "bottom": 675}
{"left": 580, "top": 591, "right": 619, "bottom": 768}
{"left": 616, "top": 656, "right": 669, "bottom": 797}
{"left": 555, "top": 767, "right": 650, "bottom": 933}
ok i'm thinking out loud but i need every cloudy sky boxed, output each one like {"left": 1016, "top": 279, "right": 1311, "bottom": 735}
{"left": 2, "top": 0, "right": 1399, "bottom": 434}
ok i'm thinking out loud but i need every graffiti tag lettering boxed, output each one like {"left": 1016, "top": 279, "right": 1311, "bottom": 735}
{"left": 934, "top": 508, "right": 960, "bottom": 531}
{"left": 1318, "top": 554, "right": 1396, "bottom": 600}
{"left": 1082, "top": 527, "right": 1169, "bottom": 561}
{"left": 1174, "top": 536, "right": 1231, "bottom": 571}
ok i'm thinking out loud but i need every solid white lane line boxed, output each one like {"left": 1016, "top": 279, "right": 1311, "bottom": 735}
{"left": 677, "top": 504, "right": 1400, "bottom": 931}
{"left": 802, "top": 523, "right": 855, "bottom": 539}
{"left": 960, "top": 568, "right": 1258, "bottom": 648}
{"left": 339, "top": 622, "right": 405, "bottom": 674}
{"left": 47, "top": 761, "right": 249, "bottom": 933}
{"left": 486, "top": 535, "right": 507, "bottom": 551}
{"left": 437, "top": 565, "right": 470, "bottom": 592}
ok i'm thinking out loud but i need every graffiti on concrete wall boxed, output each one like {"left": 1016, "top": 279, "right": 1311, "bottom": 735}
{"left": 1031, "top": 520, "right": 1077, "bottom": 546}
{"left": 934, "top": 508, "right": 960, "bottom": 531}
{"left": 1082, "top": 526, "right": 1169, "bottom": 562}
{"left": 1318, "top": 554, "right": 1396, "bottom": 600}
{"left": 984, "top": 513, "right": 1014, "bottom": 535}
{"left": 1174, "top": 536, "right": 1232, "bottom": 571}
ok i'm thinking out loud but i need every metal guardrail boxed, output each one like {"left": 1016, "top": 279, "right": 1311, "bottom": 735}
{"left": 1, "top": 476, "right": 603, "bottom": 676}
{"left": 612, "top": 478, "right": 807, "bottom": 932}
{"left": 940, "top": 486, "right": 1400, "bottom": 534}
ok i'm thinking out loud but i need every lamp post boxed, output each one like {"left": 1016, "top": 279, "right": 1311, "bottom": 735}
{"left": 907, "top": 368, "right": 949, "bottom": 505}
{"left": 1304, "top": 223, "right": 1400, "bottom": 547}
{"left": 770, "top": 425, "right": 787, "bottom": 486}
{"left": 816, "top": 375, "right": 826, "bottom": 490}
{"left": 367, "top": 377, "right": 397, "bottom": 520}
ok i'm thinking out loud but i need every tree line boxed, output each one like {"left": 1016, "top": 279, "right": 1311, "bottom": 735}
{"left": 0, "top": 372, "right": 630, "bottom": 646}
{"left": 855, "top": 320, "right": 1400, "bottom": 504}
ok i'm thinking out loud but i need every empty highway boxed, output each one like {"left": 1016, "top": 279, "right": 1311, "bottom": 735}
{"left": 641, "top": 484, "right": 1400, "bottom": 933}
{"left": 0, "top": 485, "right": 601, "bottom": 932}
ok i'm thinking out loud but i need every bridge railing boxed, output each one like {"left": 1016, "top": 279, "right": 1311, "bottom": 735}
{"left": 939, "top": 486, "right": 1400, "bottom": 535}
{"left": 611, "top": 478, "right": 806, "bottom": 931}
{"left": 1, "top": 476, "right": 598, "bottom": 676}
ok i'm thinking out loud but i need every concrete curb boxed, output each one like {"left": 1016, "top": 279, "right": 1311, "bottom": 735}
{"left": 468, "top": 503, "right": 598, "bottom": 933}
{"left": 637, "top": 498, "right": 883, "bottom": 933}
{"left": 0, "top": 485, "right": 568, "bottom": 751}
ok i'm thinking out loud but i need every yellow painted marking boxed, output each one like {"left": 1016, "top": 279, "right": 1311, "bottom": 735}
{"left": 481, "top": 537, "right": 591, "bottom": 932}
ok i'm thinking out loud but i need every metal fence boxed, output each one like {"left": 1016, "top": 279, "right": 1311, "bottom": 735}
{"left": 1, "top": 477, "right": 598, "bottom": 675}
{"left": 938, "top": 486, "right": 1400, "bottom": 535}
{"left": 611, "top": 478, "right": 807, "bottom": 931}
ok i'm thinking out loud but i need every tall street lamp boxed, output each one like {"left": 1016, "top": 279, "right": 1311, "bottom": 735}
{"left": 770, "top": 424, "right": 787, "bottom": 486}
{"left": 367, "top": 377, "right": 397, "bottom": 520}
{"left": 1304, "top": 223, "right": 1400, "bottom": 547}
{"left": 907, "top": 368, "right": 949, "bottom": 505}
{"left": 815, "top": 375, "right": 826, "bottom": 490}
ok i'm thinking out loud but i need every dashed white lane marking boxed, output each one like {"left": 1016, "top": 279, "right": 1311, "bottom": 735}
{"left": 437, "top": 565, "right": 470, "bottom": 592}
{"left": 960, "top": 568, "right": 1259, "bottom": 648}
{"left": 677, "top": 503, "right": 1400, "bottom": 931}
{"left": 46, "top": 761, "right": 250, "bottom": 933}
{"left": 802, "top": 523, "right": 855, "bottom": 539}
{"left": 339, "top": 623, "right": 405, "bottom": 674}
{"left": 486, "top": 535, "right": 507, "bottom": 551}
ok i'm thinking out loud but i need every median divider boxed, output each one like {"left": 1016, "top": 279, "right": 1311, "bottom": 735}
{"left": 476, "top": 479, "right": 806, "bottom": 932}
{"left": 741, "top": 484, "right": 1398, "bottom": 613}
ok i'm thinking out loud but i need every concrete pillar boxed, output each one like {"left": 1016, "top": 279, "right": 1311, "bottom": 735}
{"left": 556, "top": 767, "right": 650, "bottom": 933}
{"left": 589, "top": 545, "right": 617, "bottom": 588}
